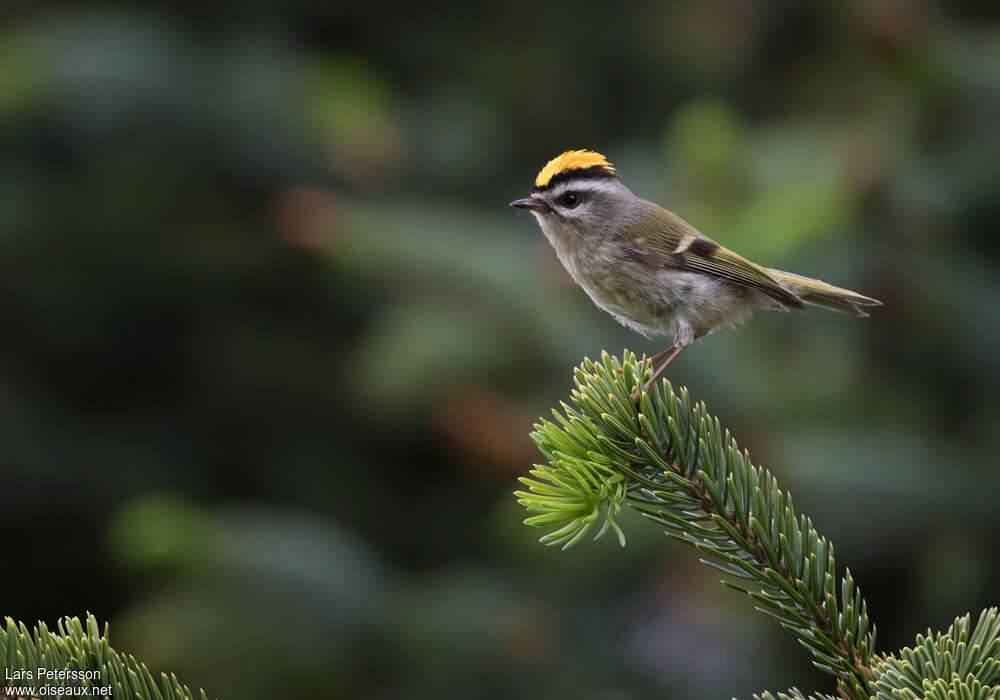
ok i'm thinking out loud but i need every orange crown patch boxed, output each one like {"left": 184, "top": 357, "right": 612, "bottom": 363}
{"left": 534, "top": 150, "right": 615, "bottom": 188}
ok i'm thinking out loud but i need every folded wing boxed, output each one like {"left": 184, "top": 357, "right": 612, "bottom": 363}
{"left": 623, "top": 207, "right": 805, "bottom": 310}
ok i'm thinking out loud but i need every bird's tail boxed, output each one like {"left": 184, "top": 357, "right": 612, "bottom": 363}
{"left": 766, "top": 268, "right": 882, "bottom": 317}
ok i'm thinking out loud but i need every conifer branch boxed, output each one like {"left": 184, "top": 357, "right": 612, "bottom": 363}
{"left": 868, "top": 608, "right": 1000, "bottom": 700}
{"left": 517, "top": 351, "right": 1000, "bottom": 699}
{"left": 752, "top": 691, "right": 837, "bottom": 700}
{"left": 1, "top": 614, "right": 211, "bottom": 700}
{"left": 516, "top": 351, "right": 877, "bottom": 698}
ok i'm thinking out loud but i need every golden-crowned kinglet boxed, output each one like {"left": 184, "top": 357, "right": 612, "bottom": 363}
{"left": 510, "top": 150, "right": 881, "bottom": 394}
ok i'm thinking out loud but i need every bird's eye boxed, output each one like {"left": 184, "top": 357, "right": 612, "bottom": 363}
{"left": 561, "top": 192, "right": 580, "bottom": 208}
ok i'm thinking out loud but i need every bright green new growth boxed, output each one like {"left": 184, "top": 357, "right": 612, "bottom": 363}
{"left": 1, "top": 614, "right": 211, "bottom": 700}
{"left": 516, "top": 351, "right": 999, "bottom": 700}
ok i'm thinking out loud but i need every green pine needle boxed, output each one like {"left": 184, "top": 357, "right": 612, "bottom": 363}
{"left": 512, "top": 350, "right": 993, "bottom": 700}
{"left": 870, "top": 608, "right": 1000, "bottom": 700}
{"left": 1, "top": 613, "right": 211, "bottom": 700}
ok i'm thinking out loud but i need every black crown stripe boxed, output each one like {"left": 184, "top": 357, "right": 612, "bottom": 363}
{"left": 532, "top": 165, "right": 618, "bottom": 192}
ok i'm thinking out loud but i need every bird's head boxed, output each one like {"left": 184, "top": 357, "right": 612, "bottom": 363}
{"left": 510, "top": 150, "right": 637, "bottom": 241}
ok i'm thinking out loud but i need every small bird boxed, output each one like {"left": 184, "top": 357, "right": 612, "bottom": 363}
{"left": 510, "top": 150, "right": 881, "bottom": 394}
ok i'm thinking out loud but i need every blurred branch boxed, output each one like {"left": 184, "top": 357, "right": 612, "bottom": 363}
{"left": 1, "top": 614, "right": 211, "bottom": 700}
{"left": 516, "top": 352, "right": 998, "bottom": 699}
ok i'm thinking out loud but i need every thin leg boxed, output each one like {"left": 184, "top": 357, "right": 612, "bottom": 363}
{"left": 615, "top": 345, "right": 675, "bottom": 375}
{"left": 644, "top": 345, "right": 685, "bottom": 389}
{"left": 647, "top": 346, "right": 677, "bottom": 364}
{"left": 631, "top": 344, "right": 685, "bottom": 402}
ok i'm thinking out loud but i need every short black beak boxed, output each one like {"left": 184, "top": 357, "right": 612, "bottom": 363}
{"left": 509, "top": 196, "right": 546, "bottom": 212}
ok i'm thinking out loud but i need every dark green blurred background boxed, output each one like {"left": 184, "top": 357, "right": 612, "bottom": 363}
{"left": 2, "top": 1, "right": 999, "bottom": 698}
